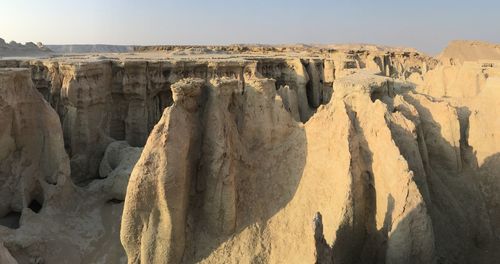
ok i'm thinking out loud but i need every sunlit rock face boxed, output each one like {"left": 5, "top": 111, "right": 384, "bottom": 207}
{"left": 1, "top": 41, "right": 499, "bottom": 264}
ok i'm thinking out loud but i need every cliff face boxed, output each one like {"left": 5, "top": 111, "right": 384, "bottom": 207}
{"left": 0, "top": 68, "right": 71, "bottom": 219}
{"left": 2, "top": 43, "right": 498, "bottom": 264}
{"left": 120, "top": 70, "right": 499, "bottom": 264}
{"left": 0, "top": 50, "right": 430, "bottom": 184}
{"left": 0, "top": 68, "right": 127, "bottom": 264}
{"left": 418, "top": 60, "right": 500, "bottom": 98}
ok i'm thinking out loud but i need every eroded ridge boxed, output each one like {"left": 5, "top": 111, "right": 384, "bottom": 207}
{"left": 0, "top": 42, "right": 498, "bottom": 264}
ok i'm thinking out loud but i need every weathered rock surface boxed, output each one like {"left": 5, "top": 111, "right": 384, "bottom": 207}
{"left": 93, "top": 141, "right": 143, "bottom": 201}
{"left": 0, "top": 68, "right": 70, "bottom": 220}
{"left": 0, "top": 38, "right": 52, "bottom": 57}
{"left": 121, "top": 78, "right": 204, "bottom": 264}
{"left": 120, "top": 50, "right": 499, "bottom": 263}
{"left": 0, "top": 41, "right": 498, "bottom": 264}
{"left": 0, "top": 47, "right": 431, "bottom": 183}
{"left": 0, "top": 68, "right": 127, "bottom": 264}
{"left": 0, "top": 243, "right": 17, "bottom": 264}
{"left": 418, "top": 60, "right": 500, "bottom": 98}
{"left": 47, "top": 44, "right": 134, "bottom": 54}
{"left": 438, "top": 40, "right": 500, "bottom": 66}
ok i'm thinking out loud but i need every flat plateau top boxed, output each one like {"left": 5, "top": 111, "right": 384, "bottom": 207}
{"left": 0, "top": 68, "right": 30, "bottom": 79}
{"left": 0, "top": 51, "right": 336, "bottom": 66}
{"left": 0, "top": 68, "right": 29, "bottom": 71}
{"left": 53, "top": 50, "right": 324, "bottom": 61}
{"left": 0, "top": 68, "right": 30, "bottom": 74}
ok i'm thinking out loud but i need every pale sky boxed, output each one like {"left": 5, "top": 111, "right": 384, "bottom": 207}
{"left": 1, "top": 0, "right": 499, "bottom": 54}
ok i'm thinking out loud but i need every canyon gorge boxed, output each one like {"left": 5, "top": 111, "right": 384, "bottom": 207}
{"left": 0, "top": 40, "right": 499, "bottom": 264}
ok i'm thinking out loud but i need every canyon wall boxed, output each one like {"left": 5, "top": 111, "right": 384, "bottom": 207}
{"left": 3, "top": 42, "right": 498, "bottom": 264}
{"left": 120, "top": 62, "right": 498, "bottom": 263}
{"left": 0, "top": 68, "right": 71, "bottom": 223}
{"left": 0, "top": 50, "right": 430, "bottom": 185}
{"left": 0, "top": 68, "right": 126, "bottom": 264}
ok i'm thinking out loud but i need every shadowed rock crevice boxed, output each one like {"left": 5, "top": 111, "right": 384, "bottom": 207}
{"left": 395, "top": 91, "right": 499, "bottom": 263}
{"left": 0, "top": 212, "right": 21, "bottom": 229}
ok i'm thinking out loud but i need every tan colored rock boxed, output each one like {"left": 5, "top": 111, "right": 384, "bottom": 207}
{"left": 0, "top": 68, "right": 71, "bottom": 218}
{"left": 0, "top": 68, "right": 125, "bottom": 264}
{"left": 282, "top": 59, "right": 314, "bottom": 122}
{"left": 467, "top": 77, "right": 500, "bottom": 239}
{"left": 121, "top": 78, "right": 204, "bottom": 264}
{"left": 468, "top": 77, "right": 500, "bottom": 166}
{"left": 438, "top": 40, "right": 500, "bottom": 66}
{"left": 419, "top": 61, "right": 500, "bottom": 98}
{"left": 332, "top": 73, "right": 435, "bottom": 263}
{"left": 121, "top": 71, "right": 438, "bottom": 264}
{"left": 304, "top": 59, "right": 325, "bottom": 108}
{"left": 0, "top": 41, "right": 498, "bottom": 264}
{"left": 0, "top": 243, "right": 17, "bottom": 264}
{"left": 404, "top": 94, "right": 463, "bottom": 174}
{"left": 0, "top": 46, "right": 433, "bottom": 185}
{"left": 93, "top": 141, "right": 143, "bottom": 201}
{"left": 277, "top": 84, "right": 301, "bottom": 121}
{"left": 198, "top": 77, "right": 242, "bottom": 235}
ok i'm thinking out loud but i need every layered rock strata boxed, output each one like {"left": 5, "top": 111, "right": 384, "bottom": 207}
{"left": 121, "top": 67, "right": 499, "bottom": 263}
{"left": 2, "top": 42, "right": 498, "bottom": 264}
{"left": 0, "top": 49, "right": 432, "bottom": 184}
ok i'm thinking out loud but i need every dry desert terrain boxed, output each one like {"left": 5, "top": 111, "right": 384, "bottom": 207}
{"left": 0, "top": 39, "right": 499, "bottom": 264}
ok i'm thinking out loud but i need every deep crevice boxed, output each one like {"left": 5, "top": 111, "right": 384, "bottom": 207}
{"left": 0, "top": 211, "right": 21, "bottom": 229}
{"left": 28, "top": 200, "right": 43, "bottom": 213}
{"left": 107, "top": 198, "right": 124, "bottom": 204}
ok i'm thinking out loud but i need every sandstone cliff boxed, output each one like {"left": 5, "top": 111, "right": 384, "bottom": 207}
{"left": 0, "top": 42, "right": 498, "bottom": 264}
{"left": 120, "top": 68, "right": 499, "bottom": 263}
{"left": 0, "top": 68, "right": 128, "bottom": 264}
{"left": 0, "top": 47, "right": 430, "bottom": 185}
{"left": 0, "top": 68, "right": 71, "bottom": 220}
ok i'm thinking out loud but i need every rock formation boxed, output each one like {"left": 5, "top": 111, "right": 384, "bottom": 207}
{"left": 0, "top": 68, "right": 128, "bottom": 264}
{"left": 0, "top": 41, "right": 498, "bottom": 264}
{"left": 118, "top": 43, "right": 499, "bottom": 264}
{"left": 94, "top": 141, "right": 143, "bottom": 201}
{"left": 0, "top": 38, "right": 52, "bottom": 57}
{"left": 0, "top": 47, "right": 430, "bottom": 184}
{"left": 438, "top": 40, "right": 500, "bottom": 66}
{"left": 0, "top": 243, "right": 17, "bottom": 264}
{"left": 0, "top": 68, "right": 70, "bottom": 221}
{"left": 46, "top": 44, "right": 134, "bottom": 54}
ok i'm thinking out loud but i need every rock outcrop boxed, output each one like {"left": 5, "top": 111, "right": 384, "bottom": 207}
{"left": 438, "top": 40, "right": 500, "bottom": 66}
{"left": 0, "top": 243, "right": 17, "bottom": 264}
{"left": 0, "top": 68, "right": 71, "bottom": 221}
{"left": 46, "top": 44, "right": 134, "bottom": 54}
{"left": 0, "top": 38, "right": 52, "bottom": 57}
{"left": 94, "top": 141, "right": 143, "bottom": 201}
{"left": 0, "top": 41, "right": 498, "bottom": 264}
{"left": 120, "top": 61, "right": 499, "bottom": 263}
{"left": 418, "top": 60, "right": 500, "bottom": 98}
{"left": 0, "top": 48, "right": 431, "bottom": 183}
{"left": 0, "top": 68, "right": 127, "bottom": 264}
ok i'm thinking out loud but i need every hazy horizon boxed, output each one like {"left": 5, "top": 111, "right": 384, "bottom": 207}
{"left": 1, "top": 0, "right": 499, "bottom": 55}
